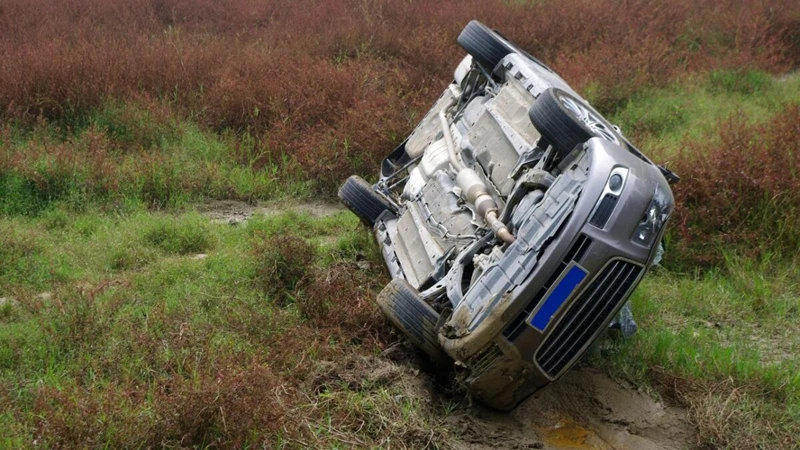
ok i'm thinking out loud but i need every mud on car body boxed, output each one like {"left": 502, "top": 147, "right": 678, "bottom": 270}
{"left": 339, "top": 21, "right": 678, "bottom": 410}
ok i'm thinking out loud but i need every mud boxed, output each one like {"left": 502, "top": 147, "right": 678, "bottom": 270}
{"left": 440, "top": 368, "right": 693, "bottom": 450}
{"left": 384, "top": 344, "right": 695, "bottom": 450}
{"left": 197, "top": 199, "right": 345, "bottom": 224}
{"left": 514, "top": 369, "right": 694, "bottom": 450}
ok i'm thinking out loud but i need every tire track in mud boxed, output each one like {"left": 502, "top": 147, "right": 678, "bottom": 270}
{"left": 353, "top": 342, "right": 696, "bottom": 450}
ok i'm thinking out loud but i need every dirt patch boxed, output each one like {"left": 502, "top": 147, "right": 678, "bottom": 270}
{"left": 446, "top": 411, "right": 545, "bottom": 450}
{"left": 519, "top": 369, "right": 694, "bottom": 450}
{"left": 376, "top": 341, "right": 695, "bottom": 450}
{"left": 197, "top": 200, "right": 346, "bottom": 224}
{"left": 444, "top": 368, "right": 694, "bottom": 450}
{"left": 197, "top": 200, "right": 256, "bottom": 224}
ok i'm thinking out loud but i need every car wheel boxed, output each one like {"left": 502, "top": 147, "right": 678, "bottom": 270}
{"left": 457, "top": 20, "right": 516, "bottom": 71}
{"left": 377, "top": 279, "right": 452, "bottom": 367}
{"left": 528, "top": 87, "right": 622, "bottom": 159}
{"left": 338, "top": 175, "right": 393, "bottom": 227}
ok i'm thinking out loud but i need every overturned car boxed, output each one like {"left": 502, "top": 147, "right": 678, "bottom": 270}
{"left": 339, "top": 21, "right": 677, "bottom": 410}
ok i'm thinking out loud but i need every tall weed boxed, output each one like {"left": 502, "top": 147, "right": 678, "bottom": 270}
{"left": 667, "top": 105, "right": 800, "bottom": 268}
{"left": 1, "top": 0, "right": 798, "bottom": 193}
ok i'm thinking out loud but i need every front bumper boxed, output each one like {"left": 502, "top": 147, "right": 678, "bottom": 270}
{"left": 372, "top": 138, "right": 674, "bottom": 408}
{"left": 444, "top": 138, "right": 674, "bottom": 402}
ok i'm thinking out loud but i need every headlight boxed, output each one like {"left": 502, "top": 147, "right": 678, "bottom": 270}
{"left": 589, "top": 166, "right": 628, "bottom": 228}
{"left": 632, "top": 186, "right": 672, "bottom": 247}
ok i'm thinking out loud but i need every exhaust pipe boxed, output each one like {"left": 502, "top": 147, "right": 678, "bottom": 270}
{"left": 439, "top": 104, "right": 515, "bottom": 244}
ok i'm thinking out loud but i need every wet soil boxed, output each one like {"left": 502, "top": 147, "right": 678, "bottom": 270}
{"left": 444, "top": 367, "right": 692, "bottom": 449}
{"left": 513, "top": 369, "right": 693, "bottom": 450}
{"left": 381, "top": 339, "right": 695, "bottom": 450}
{"left": 384, "top": 341, "right": 694, "bottom": 450}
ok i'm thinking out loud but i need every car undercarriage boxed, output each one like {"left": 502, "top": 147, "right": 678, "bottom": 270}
{"left": 339, "top": 20, "right": 677, "bottom": 410}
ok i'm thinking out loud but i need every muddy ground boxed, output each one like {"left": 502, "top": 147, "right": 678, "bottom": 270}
{"left": 381, "top": 343, "right": 694, "bottom": 450}
{"left": 200, "top": 201, "right": 696, "bottom": 449}
{"left": 452, "top": 369, "right": 693, "bottom": 450}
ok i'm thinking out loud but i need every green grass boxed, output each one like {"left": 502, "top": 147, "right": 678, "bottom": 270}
{"left": 609, "top": 69, "right": 800, "bottom": 157}
{"left": 0, "top": 102, "right": 313, "bottom": 216}
{"left": 589, "top": 260, "right": 800, "bottom": 448}
{"left": 0, "top": 206, "right": 443, "bottom": 448}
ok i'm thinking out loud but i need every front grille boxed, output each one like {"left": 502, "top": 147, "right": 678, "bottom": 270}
{"left": 589, "top": 194, "right": 618, "bottom": 228}
{"left": 503, "top": 234, "right": 593, "bottom": 341}
{"left": 536, "top": 260, "right": 643, "bottom": 378}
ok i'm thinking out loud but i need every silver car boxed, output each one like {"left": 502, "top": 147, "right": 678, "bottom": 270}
{"left": 339, "top": 20, "right": 677, "bottom": 410}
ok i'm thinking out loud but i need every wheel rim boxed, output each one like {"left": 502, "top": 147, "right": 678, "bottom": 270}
{"left": 557, "top": 93, "right": 620, "bottom": 144}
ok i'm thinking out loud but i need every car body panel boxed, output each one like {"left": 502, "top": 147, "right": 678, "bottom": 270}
{"left": 352, "top": 26, "right": 675, "bottom": 409}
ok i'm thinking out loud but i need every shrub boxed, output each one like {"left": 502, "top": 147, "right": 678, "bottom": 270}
{"left": 0, "top": 223, "right": 44, "bottom": 285}
{"left": 297, "top": 262, "right": 387, "bottom": 336}
{"left": 252, "top": 233, "right": 316, "bottom": 304}
{"left": 1, "top": 0, "right": 798, "bottom": 194}
{"left": 667, "top": 105, "right": 800, "bottom": 268}
{"left": 109, "top": 245, "right": 159, "bottom": 271}
{"left": 150, "top": 364, "right": 288, "bottom": 448}
{"left": 707, "top": 69, "right": 773, "bottom": 95}
{"left": 91, "top": 99, "right": 180, "bottom": 151}
{"left": 41, "top": 286, "right": 118, "bottom": 353}
{"left": 0, "top": 224, "right": 39, "bottom": 273}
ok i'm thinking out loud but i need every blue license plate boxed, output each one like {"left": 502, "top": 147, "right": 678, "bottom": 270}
{"left": 530, "top": 265, "right": 588, "bottom": 332}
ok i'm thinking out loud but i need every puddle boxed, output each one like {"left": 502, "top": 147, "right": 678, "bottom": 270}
{"left": 534, "top": 418, "right": 614, "bottom": 449}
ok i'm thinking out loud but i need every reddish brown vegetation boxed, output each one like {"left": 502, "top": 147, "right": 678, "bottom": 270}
{"left": 28, "top": 356, "right": 290, "bottom": 448}
{"left": 1, "top": 0, "right": 798, "bottom": 191}
{"left": 7, "top": 249, "right": 395, "bottom": 448}
{"left": 668, "top": 105, "right": 800, "bottom": 267}
{"left": 298, "top": 262, "right": 390, "bottom": 340}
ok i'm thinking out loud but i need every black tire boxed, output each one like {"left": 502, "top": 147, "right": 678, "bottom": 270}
{"left": 338, "top": 175, "right": 393, "bottom": 227}
{"left": 457, "top": 20, "right": 516, "bottom": 71}
{"left": 528, "top": 88, "right": 622, "bottom": 159}
{"left": 377, "top": 279, "right": 452, "bottom": 367}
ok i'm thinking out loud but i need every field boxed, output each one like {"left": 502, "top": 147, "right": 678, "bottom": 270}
{"left": 1, "top": 0, "right": 799, "bottom": 448}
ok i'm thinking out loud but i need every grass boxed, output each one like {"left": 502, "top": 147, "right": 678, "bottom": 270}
{"left": 0, "top": 111, "right": 313, "bottom": 215}
{"left": 610, "top": 69, "right": 800, "bottom": 157}
{"left": 3, "top": 79, "right": 799, "bottom": 449}
{"left": 1, "top": 1, "right": 799, "bottom": 447}
{"left": 0, "top": 206, "right": 459, "bottom": 448}
{"left": 4, "top": 203, "right": 797, "bottom": 448}
{"left": 2, "top": 0, "right": 798, "bottom": 193}
{"left": 589, "top": 260, "right": 800, "bottom": 448}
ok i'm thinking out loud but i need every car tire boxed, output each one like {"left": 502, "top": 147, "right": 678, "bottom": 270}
{"left": 528, "top": 88, "right": 622, "bottom": 158}
{"left": 457, "top": 20, "right": 516, "bottom": 71}
{"left": 338, "top": 175, "right": 393, "bottom": 227}
{"left": 377, "top": 279, "right": 452, "bottom": 367}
